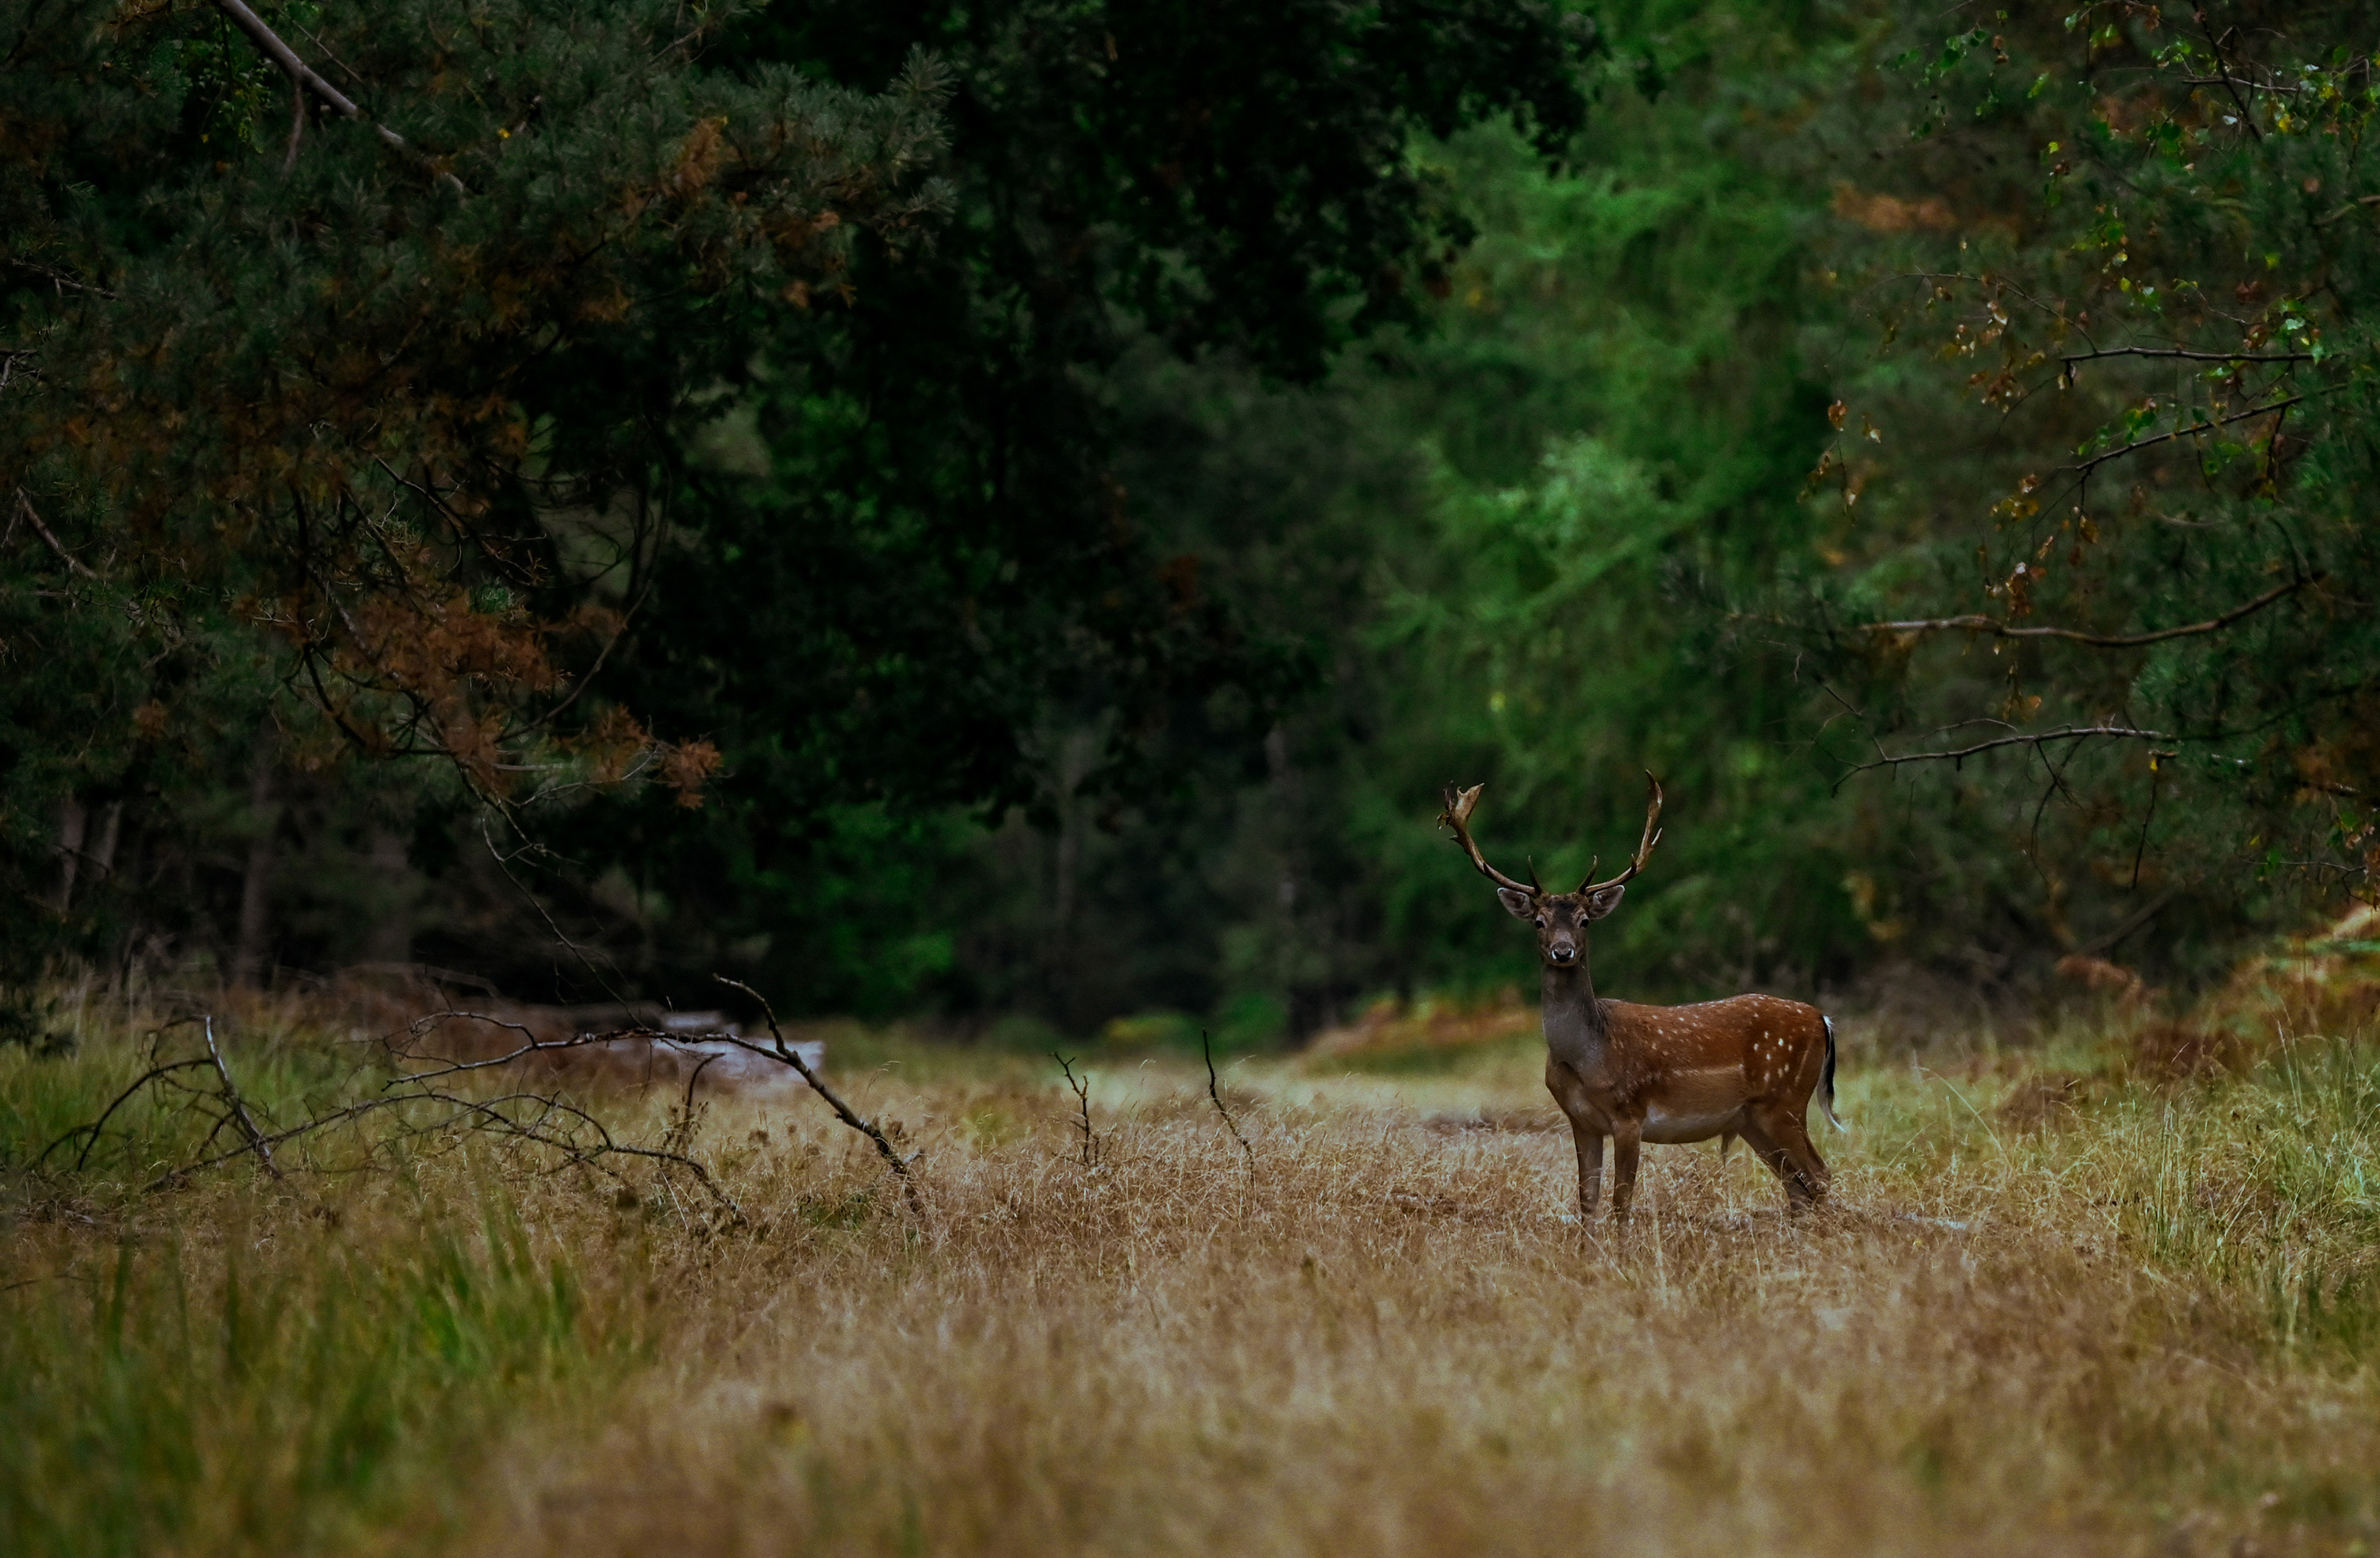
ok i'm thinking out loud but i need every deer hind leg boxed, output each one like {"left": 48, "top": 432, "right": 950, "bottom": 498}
{"left": 1775, "top": 1108, "right": 1830, "bottom": 1203}
{"left": 1733, "top": 1113, "right": 1818, "bottom": 1213}
{"left": 1741, "top": 1105, "right": 1828, "bottom": 1208}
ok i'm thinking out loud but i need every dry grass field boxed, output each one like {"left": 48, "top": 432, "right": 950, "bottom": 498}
{"left": 4, "top": 984, "right": 2379, "bottom": 1557}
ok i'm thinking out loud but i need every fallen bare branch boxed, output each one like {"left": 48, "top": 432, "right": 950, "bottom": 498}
{"left": 712, "top": 976, "right": 923, "bottom": 1215}
{"left": 1202, "top": 1029, "right": 1254, "bottom": 1174}
{"left": 1054, "top": 1052, "right": 1099, "bottom": 1171}
{"left": 200, "top": 1015, "right": 282, "bottom": 1180}
{"left": 40, "top": 1056, "right": 213, "bottom": 1172}
{"left": 47, "top": 1013, "right": 743, "bottom": 1223}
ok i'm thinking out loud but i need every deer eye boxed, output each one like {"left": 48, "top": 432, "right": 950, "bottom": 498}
{"left": 1533, "top": 915, "right": 1547, "bottom": 927}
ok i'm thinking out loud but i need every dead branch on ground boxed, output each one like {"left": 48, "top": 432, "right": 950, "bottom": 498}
{"left": 1202, "top": 1029, "right": 1254, "bottom": 1175}
{"left": 40, "top": 1011, "right": 745, "bottom": 1223}
{"left": 1054, "top": 1052, "right": 1100, "bottom": 1171}
{"left": 711, "top": 976, "right": 924, "bottom": 1215}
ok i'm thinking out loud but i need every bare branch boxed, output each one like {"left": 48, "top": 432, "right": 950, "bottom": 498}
{"left": 3, "top": 258, "right": 115, "bottom": 299}
{"left": 1201, "top": 1029, "right": 1254, "bottom": 1174}
{"left": 713, "top": 976, "right": 923, "bottom": 1215}
{"left": 2061, "top": 346, "right": 2312, "bottom": 367}
{"left": 211, "top": 0, "right": 366, "bottom": 119}
{"left": 209, "top": 0, "right": 469, "bottom": 194}
{"left": 48, "top": 1013, "right": 743, "bottom": 1223}
{"left": 143, "top": 1084, "right": 743, "bottom": 1222}
{"left": 1844, "top": 724, "right": 2173, "bottom": 780}
{"left": 2065, "top": 395, "right": 2304, "bottom": 478}
{"left": 40, "top": 1057, "right": 215, "bottom": 1171}
{"left": 1054, "top": 1053, "right": 1098, "bottom": 1170}
{"left": 1857, "top": 574, "right": 2314, "bottom": 649}
{"left": 13, "top": 488, "right": 98, "bottom": 579}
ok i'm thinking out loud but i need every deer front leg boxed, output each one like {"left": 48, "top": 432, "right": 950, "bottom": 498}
{"left": 1546, "top": 1059, "right": 1606, "bottom": 1222}
{"left": 1609, "top": 1119, "right": 1643, "bottom": 1221}
{"left": 1568, "top": 1118, "right": 1605, "bottom": 1222}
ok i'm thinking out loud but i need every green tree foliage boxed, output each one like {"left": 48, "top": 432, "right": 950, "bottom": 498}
{"left": 946, "top": 0, "right": 2380, "bottom": 1031}
{"left": 1791, "top": 0, "right": 2380, "bottom": 973}
{"left": 13, "top": 0, "right": 2374, "bottom": 1038}
{"left": 520, "top": 0, "right": 1601, "bottom": 1011}
{"left": 0, "top": 0, "right": 948, "bottom": 985}
{"left": 0, "top": 0, "right": 1597, "bottom": 1015}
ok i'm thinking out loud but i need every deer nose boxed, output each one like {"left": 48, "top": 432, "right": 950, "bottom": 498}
{"left": 1549, "top": 945, "right": 1576, "bottom": 964}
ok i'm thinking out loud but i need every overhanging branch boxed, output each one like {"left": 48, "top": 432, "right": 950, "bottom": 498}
{"left": 1844, "top": 724, "right": 2172, "bottom": 782}
{"left": 2061, "top": 345, "right": 2312, "bottom": 370}
{"left": 209, "top": 0, "right": 468, "bottom": 194}
{"left": 2066, "top": 395, "right": 2305, "bottom": 478}
{"left": 1856, "top": 574, "right": 2314, "bottom": 649}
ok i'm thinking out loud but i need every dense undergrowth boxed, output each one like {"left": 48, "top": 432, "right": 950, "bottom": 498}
{"left": 2, "top": 986, "right": 2378, "bottom": 1556}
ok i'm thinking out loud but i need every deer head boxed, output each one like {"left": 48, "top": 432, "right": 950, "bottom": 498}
{"left": 1438, "top": 774, "right": 1664, "bottom": 968}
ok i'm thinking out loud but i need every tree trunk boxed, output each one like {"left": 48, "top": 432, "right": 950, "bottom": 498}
{"left": 232, "top": 758, "right": 278, "bottom": 987}
{"left": 363, "top": 827, "right": 412, "bottom": 964}
{"left": 91, "top": 800, "right": 122, "bottom": 879}
{"left": 52, "top": 798, "right": 86, "bottom": 910}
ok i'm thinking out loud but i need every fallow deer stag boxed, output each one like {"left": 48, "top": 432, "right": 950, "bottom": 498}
{"left": 1439, "top": 777, "right": 1841, "bottom": 1221}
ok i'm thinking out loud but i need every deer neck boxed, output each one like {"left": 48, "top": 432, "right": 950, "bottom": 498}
{"left": 1539, "top": 961, "right": 1608, "bottom": 1069}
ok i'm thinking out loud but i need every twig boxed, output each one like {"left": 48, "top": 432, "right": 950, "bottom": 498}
{"left": 13, "top": 489, "right": 98, "bottom": 580}
{"left": 1054, "top": 1053, "right": 1098, "bottom": 1170}
{"left": 41, "top": 1057, "right": 214, "bottom": 1170}
{"left": 713, "top": 976, "right": 923, "bottom": 1215}
{"left": 2061, "top": 346, "right": 2310, "bottom": 368}
{"left": 663, "top": 1051, "right": 721, "bottom": 1155}
{"left": 1844, "top": 724, "right": 2172, "bottom": 780}
{"left": 2195, "top": 17, "right": 2263, "bottom": 142}
{"left": 2, "top": 259, "right": 114, "bottom": 299}
{"left": 1856, "top": 574, "right": 2313, "bottom": 649}
{"left": 1201, "top": 1029, "right": 1254, "bottom": 1173}
{"left": 2129, "top": 754, "right": 2169, "bottom": 891}
{"left": 2065, "top": 395, "right": 2305, "bottom": 478}
{"left": 144, "top": 1085, "right": 742, "bottom": 1221}
{"left": 47, "top": 1014, "right": 743, "bottom": 1222}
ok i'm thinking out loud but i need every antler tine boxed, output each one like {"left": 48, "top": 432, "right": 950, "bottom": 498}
{"left": 1579, "top": 771, "right": 1664, "bottom": 895}
{"left": 1438, "top": 783, "right": 1537, "bottom": 897}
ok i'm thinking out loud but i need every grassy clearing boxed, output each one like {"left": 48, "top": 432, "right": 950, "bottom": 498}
{"left": 5, "top": 1003, "right": 2379, "bottom": 1556}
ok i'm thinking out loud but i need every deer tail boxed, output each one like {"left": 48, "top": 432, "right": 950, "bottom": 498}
{"left": 1820, "top": 1014, "right": 1844, "bottom": 1131}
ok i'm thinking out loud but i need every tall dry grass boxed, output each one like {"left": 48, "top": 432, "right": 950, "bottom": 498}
{"left": 5, "top": 996, "right": 2378, "bottom": 1556}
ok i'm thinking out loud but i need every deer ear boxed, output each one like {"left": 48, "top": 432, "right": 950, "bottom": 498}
{"left": 1583, "top": 885, "right": 1626, "bottom": 921}
{"left": 1495, "top": 887, "right": 1535, "bottom": 920}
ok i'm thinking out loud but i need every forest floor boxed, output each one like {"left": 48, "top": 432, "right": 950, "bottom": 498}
{"left": 3, "top": 992, "right": 2378, "bottom": 1556}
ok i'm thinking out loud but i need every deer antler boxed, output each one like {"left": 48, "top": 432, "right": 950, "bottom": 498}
{"left": 1438, "top": 784, "right": 1540, "bottom": 896}
{"left": 1580, "top": 772, "right": 1664, "bottom": 895}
